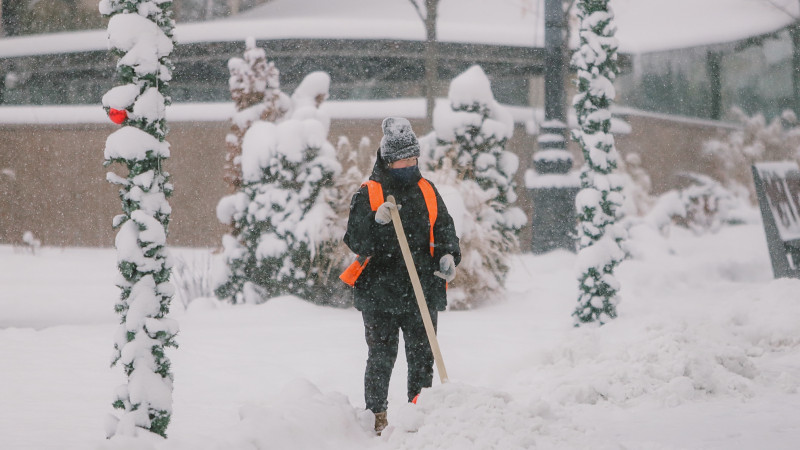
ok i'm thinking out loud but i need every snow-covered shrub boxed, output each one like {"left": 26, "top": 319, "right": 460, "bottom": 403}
{"left": 335, "top": 136, "right": 368, "bottom": 191}
{"left": 673, "top": 173, "right": 750, "bottom": 234}
{"left": 621, "top": 108, "right": 796, "bottom": 240}
{"left": 616, "top": 152, "right": 654, "bottom": 218}
{"left": 640, "top": 173, "right": 751, "bottom": 237}
{"left": 100, "top": 0, "right": 178, "bottom": 439}
{"left": 703, "top": 108, "right": 800, "bottom": 204}
{"left": 215, "top": 72, "right": 342, "bottom": 305}
{"left": 571, "top": 0, "right": 625, "bottom": 326}
{"left": 172, "top": 252, "right": 214, "bottom": 309}
{"left": 421, "top": 65, "right": 525, "bottom": 308}
{"left": 320, "top": 136, "right": 368, "bottom": 307}
{"left": 1, "top": 167, "right": 15, "bottom": 182}
{"left": 635, "top": 190, "right": 685, "bottom": 237}
{"left": 21, "top": 231, "right": 41, "bottom": 254}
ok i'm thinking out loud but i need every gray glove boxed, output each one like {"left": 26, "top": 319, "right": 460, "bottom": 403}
{"left": 434, "top": 254, "right": 456, "bottom": 282}
{"left": 374, "top": 201, "right": 396, "bottom": 225}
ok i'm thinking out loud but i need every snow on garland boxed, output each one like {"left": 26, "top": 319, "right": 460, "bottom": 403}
{"left": 571, "top": 0, "right": 626, "bottom": 326}
{"left": 421, "top": 65, "right": 526, "bottom": 308}
{"left": 214, "top": 66, "right": 342, "bottom": 305}
{"left": 100, "top": 0, "right": 178, "bottom": 439}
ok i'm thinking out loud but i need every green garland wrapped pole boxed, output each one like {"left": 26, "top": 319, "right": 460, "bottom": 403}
{"left": 571, "top": 0, "right": 626, "bottom": 326}
{"left": 100, "top": 0, "right": 178, "bottom": 438}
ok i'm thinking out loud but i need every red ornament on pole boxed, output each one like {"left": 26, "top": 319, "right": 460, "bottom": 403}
{"left": 108, "top": 108, "right": 128, "bottom": 124}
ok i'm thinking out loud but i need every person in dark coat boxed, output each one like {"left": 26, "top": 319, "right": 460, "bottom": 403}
{"left": 343, "top": 117, "right": 461, "bottom": 434}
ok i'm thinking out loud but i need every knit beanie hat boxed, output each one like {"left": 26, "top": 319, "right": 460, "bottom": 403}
{"left": 380, "top": 117, "right": 420, "bottom": 164}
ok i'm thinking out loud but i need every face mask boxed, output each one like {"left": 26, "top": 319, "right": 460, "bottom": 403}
{"left": 389, "top": 165, "right": 420, "bottom": 185}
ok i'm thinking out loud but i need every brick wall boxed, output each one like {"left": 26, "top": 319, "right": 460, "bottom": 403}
{"left": 0, "top": 113, "right": 734, "bottom": 249}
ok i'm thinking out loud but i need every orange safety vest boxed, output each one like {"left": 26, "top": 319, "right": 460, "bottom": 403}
{"left": 340, "top": 178, "right": 437, "bottom": 287}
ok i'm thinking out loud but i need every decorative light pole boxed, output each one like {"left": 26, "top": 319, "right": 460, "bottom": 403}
{"left": 527, "top": 0, "right": 579, "bottom": 253}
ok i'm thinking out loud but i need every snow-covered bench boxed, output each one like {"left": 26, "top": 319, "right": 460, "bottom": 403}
{"left": 752, "top": 162, "right": 800, "bottom": 279}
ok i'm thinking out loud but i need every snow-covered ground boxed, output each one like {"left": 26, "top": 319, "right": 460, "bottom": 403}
{"left": 1, "top": 222, "right": 800, "bottom": 449}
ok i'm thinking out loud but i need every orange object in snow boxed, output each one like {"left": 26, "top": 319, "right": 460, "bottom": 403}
{"left": 339, "top": 255, "right": 370, "bottom": 287}
{"left": 412, "top": 394, "right": 420, "bottom": 404}
{"left": 108, "top": 108, "right": 128, "bottom": 124}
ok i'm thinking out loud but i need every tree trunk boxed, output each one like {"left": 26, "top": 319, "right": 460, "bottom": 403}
{"left": 229, "top": 0, "right": 241, "bottom": 15}
{"left": 206, "top": 0, "right": 215, "bottom": 20}
{"left": 2, "top": 0, "right": 26, "bottom": 36}
{"left": 706, "top": 51, "right": 722, "bottom": 120}
{"left": 544, "top": 0, "right": 567, "bottom": 129}
{"left": 791, "top": 22, "right": 800, "bottom": 117}
{"left": 424, "top": 0, "right": 438, "bottom": 130}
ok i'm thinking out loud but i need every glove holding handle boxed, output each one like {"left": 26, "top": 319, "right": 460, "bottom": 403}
{"left": 374, "top": 201, "right": 397, "bottom": 225}
{"left": 434, "top": 254, "right": 456, "bottom": 282}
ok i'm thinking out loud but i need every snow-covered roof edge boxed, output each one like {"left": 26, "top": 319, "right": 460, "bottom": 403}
{"left": 612, "top": 106, "right": 739, "bottom": 130}
{"left": 0, "top": 17, "right": 532, "bottom": 59}
{"left": 0, "top": 99, "right": 632, "bottom": 134}
{"left": 0, "top": 0, "right": 796, "bottom": 58}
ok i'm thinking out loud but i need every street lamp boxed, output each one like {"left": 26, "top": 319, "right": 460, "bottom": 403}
{"left": 527, "top": 0, "right": 579, "bottom": 254}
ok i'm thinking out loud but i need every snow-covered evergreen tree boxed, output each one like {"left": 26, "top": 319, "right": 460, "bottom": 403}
{"left": 571, "top": 0, "right": 625, "bottom": 326}
{"left": 215, "top": 72, "right": 342, "bottom": 304}
{"left": 215, "top": 41, "right": 290, "bottom": 303}
{"left": 421, "top": 65, "right": 526, "bottom": 308}
{"left": 99, "top": 0, "right": 178, "bottom": 438}
{"left": 224, "top": 37, "right": 290, "bottom": 193}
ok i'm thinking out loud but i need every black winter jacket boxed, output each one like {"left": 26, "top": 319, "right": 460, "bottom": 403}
{"left": 343, "top": 150, "right": 461, "bottom": 313}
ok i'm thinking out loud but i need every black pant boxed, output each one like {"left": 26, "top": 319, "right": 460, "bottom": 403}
{"left": 362, "top": 309, "right": 438, "bottom": 413}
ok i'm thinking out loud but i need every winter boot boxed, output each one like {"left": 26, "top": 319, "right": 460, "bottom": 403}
{"left": 374, "top": 411, "right": 388, "bottom": 435}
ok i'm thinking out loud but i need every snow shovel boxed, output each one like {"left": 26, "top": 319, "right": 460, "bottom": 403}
{"left": 386, "top": 195, "right": 449, "bottom": 384}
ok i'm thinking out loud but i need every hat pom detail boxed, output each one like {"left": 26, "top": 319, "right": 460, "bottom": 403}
{"left": 380, "top": 117, "right": 420, "bottom": 164}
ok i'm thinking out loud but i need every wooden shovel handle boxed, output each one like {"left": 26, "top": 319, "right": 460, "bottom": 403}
{"left": 386, "top": 195, "right": 448, "bottom": 383}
